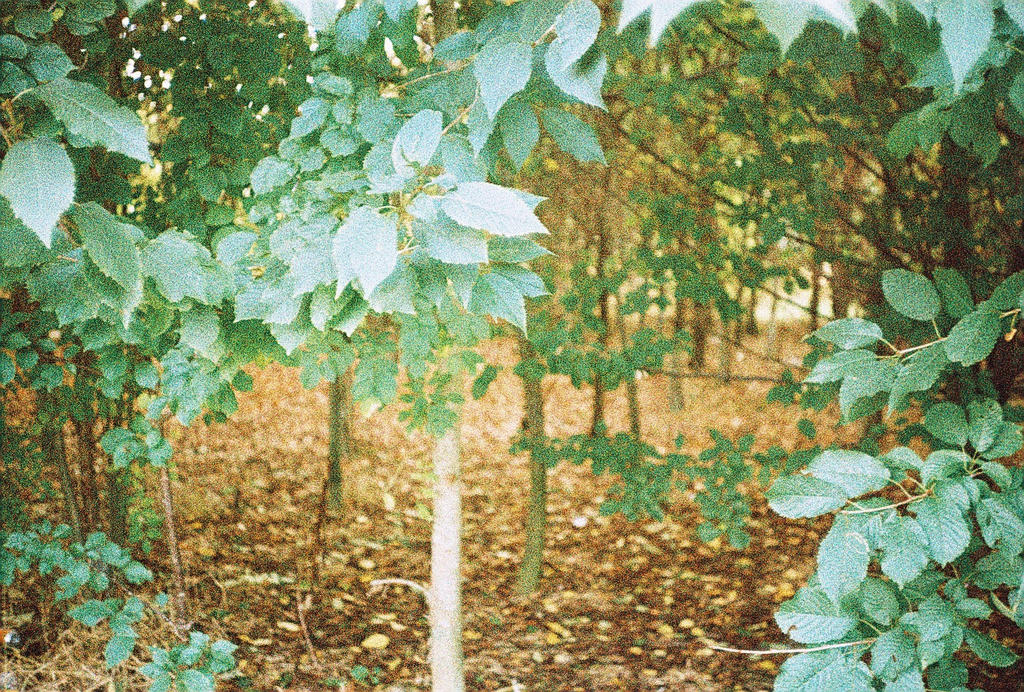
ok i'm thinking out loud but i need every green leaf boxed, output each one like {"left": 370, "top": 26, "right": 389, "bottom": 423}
{"left": 812, "top": 318, "right": 882, "bottom": 350}
{"left": 858, "top": 578, "right": 900, "bottom": 627}
{"left": 176, "top": 669, "right": 215, "bottom": 692}
{"left": 249, "top": 156, "right": 297, "bottom": 195}
{"left": 540, "top": 108, "right": 605, "bottom": 164}
{"left": 26, "top": 43, "right": 74, "bottom": 82}
{"left": 498, "top": 102, "right": 540, "bottom": 171}
{"left": 817, "top": 515, "right": 870, "bottom": 602}
{"left": 935, "top": 0, "right": 992, "bottom": 90}
{"left": 943, "top": 309, "right": 1001, "bottom": 365}
{"left": 179, "top": 307, "right": 221, "bottom": 357}
{"left": 69, "top": 599, "right": 115, "bottom": 626}
{"left": 870, "top": 629, "right": 916, "bottom": 680}
{"left": 887, "top": 342, "right": 948, "bottom": 412}
{"left": 838, "top": 358, "right": 894, "bottom": 419}
{"left": 920, "top": 449, "right": 970, "bottom": 486}
{"left": 806, "top": 450, "right": 890, "bottom": 497}
{"left": 35, "top": 78, "right": 151, "bottom": 162}
{"left": 933, "top": 268, "right": 973, "bottom": 319}
{"left": 767, "top": 475, "right": 847, "bottom": 519}
{"left": 966, "top": 398, "right": 1002, "bottom": 453}
{"left": 775, "top": 586, "right": 859, "bottom": 643}
{"left": 472, "top": 364, "right": 499, "bottom": 399}
{"left": 774, "top": 649, "right": 874, "bottom": 692}
{"left": 985, "top": 270, "right": 1024, "bottom": 310}
{"left": 912, "top": 497, "right": 970, "bottom": 566}
{"left": 0, "top": 137, "right": 75, "bottom": 246}
{"left": 474, "top": 39, "right": 533, "bottom": 119}
{"left": 441, "top": 182, "right": 548, "bottom": 237}
{"left": 488, "top": 236, "right": 551, "bottom": 263}
{"left": 416, "top": 217, "right": 488, "bottom": 265}
{"left": 923, "top": 402, "right": 967, "bottom": 446}
{"left": 544, "top": 0, "right": 606, "bottom": 108}
{"left": 882, "top": 269, "right": 940, "bottom": 321}
{"left": 805, "top": 349, "right": 876, "bottom": 384}
{"left": 72, "top": 202, "right": 142, "bottom": 295}
{"left": 105, "top": 633, "right": 136, "bottom": 668}
{"left": 392, "top": 109, "right": 442, "bottom": 171}
{"left": 333, "top": 207, "right": 398, "bottom": 298}
{"left": 963, "top": 628, "right": 1017, "bottom": 667}
{"left": 141, "top": 231, "right": 233, "bottom": 305}
{"left": 878, "top": 516, "right": 930, "bottom": 587}
{"left": 123, "top": 560, "right": 153, "bottom": 584}
{"left": 883, "top": 667, "right": 925, "bottom": 692}
{"left": 469, "top": 271, "right": 527, "bottom": 332}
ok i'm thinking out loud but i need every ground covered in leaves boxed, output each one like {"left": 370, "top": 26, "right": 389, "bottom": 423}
{"left": 6, "top": 329, "right": 1023, "bottom": 690}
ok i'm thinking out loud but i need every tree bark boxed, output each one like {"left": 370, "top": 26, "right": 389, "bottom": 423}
{"left": 690, "top": 302, "right": 713, "bottom": 371}
{"left": 159, "top": 464, "right": 190, "bottom": 634}
{"left": 430, "top": 368, "right": 464, "bottom": 692}
{"left": 668, "top": 298, "right": 687, "bottom": 410}
{"left": 809, "top": 263, "right": 822, "bottom": 331}
{"left": 590, "top": 171, "right": 613, "bottom": 436}
{"left": 39, "top": 393, "right": 83, "bottom": 543}
{"left": 616, "top": 304, "right": 642, "bottom": 437}
{"left": 431, "top": 0, "right": 457, "bottom": 45}
{"left": 73, "top": 413, "right": 98, "bottom": 533}
{"left": 515, "top": 336, "right": 547, "bottom": 594}
{"left": 326, "top": 367, "right": 352, "bottom": 509}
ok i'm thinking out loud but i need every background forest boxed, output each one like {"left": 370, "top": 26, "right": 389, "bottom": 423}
{"left": 1, "top": 0, "right": 1023, "bottom": 690}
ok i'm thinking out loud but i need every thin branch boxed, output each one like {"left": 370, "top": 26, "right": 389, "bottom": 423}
{"left": 656, "top": 368, "right": 786, "bottom": 384}
{"left": 369, "top": 578, "right": 431, "bottom": 604}
{"left": 842, "top": 492, "right": 928, "bottom": 515}
{"left": 708, "top": 638, "right": 875, "bottom": 655}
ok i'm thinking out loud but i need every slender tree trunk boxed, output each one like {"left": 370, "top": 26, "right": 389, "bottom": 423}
{"left": 107, "top": 467, "right": 129, "bottom": 546}
{"left": 313, "top": 366, "right": 353, "bottom": 583}
{"left": 669, "top": 298, "right": 687, "bottom": 410}
{"left": 745, "top": 287, "right": 759, "bottom": 335}
{"left": 73, "top": 413, "right": 98, "bottom": 533}
{"left": 591, "top": 170, "right": 613, "bottom": 436}
{"left": 38, "top": 393, "right": 83, "bottom": 542}
{"left": 616, "top": 304, "right": 642, "bottom": 437}
{"left": 766, "top": 286, "right": 780, "bottom": 357}
{"left": 159, "top": 465, "right": 190, "bottom": 634}
{"left": 427, "top": 7, "right": 464, "bottom": 687}
{"left": 431, "top": 0, "right": 457, "bottom": 44}
{"left": 690, "top": 302, "right": 712, "bottom": 371}
{"left": 719, "top": 313, "right": 733, "bottom": 383}
{"left": 829, "top": 261, "right": 852, "bottom": 320}
{"left": 515, "top": 337, "right": 547, "bottom": 594}
{"left": 326, "top": 367, "right": 352, "bottom": 509}
{"left": 430, "top": 367, "right": 464, "bottom": 692}
{"left": 809, "top": 263, "right": 822, "bottom": 331}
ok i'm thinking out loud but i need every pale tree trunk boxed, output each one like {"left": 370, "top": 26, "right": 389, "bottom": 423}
{"left": 430, "top": 367, "right": 464, "bottom": 691}
{"left": 429, "top": 3, "right": 465, "bottom": 685}
{"left": 159, "top": 465, "right": 190, "bottom": 634}
{"left": 515, "top": 336, "right": 547, "bottom": 594}
{"left": 765, "top": 282, "right": 781, "bottom": 357}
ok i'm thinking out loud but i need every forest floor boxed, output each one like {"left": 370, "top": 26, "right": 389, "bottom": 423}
{"left": 7, "top": 327, "right": 1023, "bottom": 690}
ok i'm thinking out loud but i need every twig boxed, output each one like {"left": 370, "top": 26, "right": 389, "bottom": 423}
{"left": 842, "top": 492, "right": 928, "bottom": 514}
{"left": 656, "top": 368, "right": 786, "bottom": 384}
{"left": 369, "top": 578, "right": 431, "bottom": 604}
{"left": 295, "top": 587, "right": 322, "bottom": 670}
{"left": 708, "top": 638, "right": 875, "bottom": 655}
